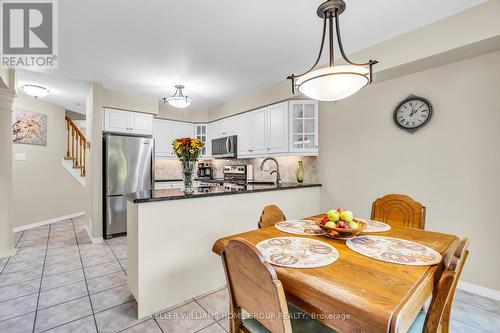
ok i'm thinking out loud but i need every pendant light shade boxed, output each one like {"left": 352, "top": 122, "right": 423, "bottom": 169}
{"left": 22, "top": 84, "right": 49, "bottom": 98}
{"left": 288, "top": 0, "right": 377, "bottom": 102}
{"left": 163, "top": 85, "right": 192, "bottom": 108}
{"left": 296, "top": 65, "right": 369, "bottom": 101}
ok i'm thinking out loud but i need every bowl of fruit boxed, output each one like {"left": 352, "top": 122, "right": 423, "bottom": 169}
{"left": 314, "top": 208, "right": 367, "bottom": 239}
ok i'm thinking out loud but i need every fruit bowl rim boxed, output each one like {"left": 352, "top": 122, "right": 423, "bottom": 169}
{"left": 314, "top": 219, "right": 368, "bottom": 233}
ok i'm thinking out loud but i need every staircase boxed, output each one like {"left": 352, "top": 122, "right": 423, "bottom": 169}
{"left": 63, "top": 116, "right": 87, "bottom": 186}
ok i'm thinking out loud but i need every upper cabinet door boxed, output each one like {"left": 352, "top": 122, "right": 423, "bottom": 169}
{"left": 289, "top": 100, "right": 318, "bottom": 155}
{"left": 103, "top": 108, "right": 153, "bottom": 135}
{"left": 267, "top": 102, "right": 289, "bottom": 153}
{"left": 233, "top": 113, "right": 250, "bottom": 156}
{"left": 128, "top": 112, "right": 153, "bottom": 135}
{"left": 172, "top": 121, "right": 195, "bottom": 139}
{"left": 103, "top": 108, "right": 129, "bottom": 133}
{"left": 209, "top": 121, "right": 221, "bottom": 139}
{"left": 249, "top": 107, "right": 268, "bottom": 154}
{"left": 153, "top": 119, "right": 174, "bottom": 157}
{"left": 195, "top": 124, "right": 210, "bottom": 157}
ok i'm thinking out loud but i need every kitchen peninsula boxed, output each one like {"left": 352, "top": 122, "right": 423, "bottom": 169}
{"left": 126, "top": 183, "right": 321, "bottom": 318}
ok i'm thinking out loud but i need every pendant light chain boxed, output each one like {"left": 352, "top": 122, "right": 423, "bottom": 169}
{"left": 329, "top": 12, "right": 334, "bottom": 67}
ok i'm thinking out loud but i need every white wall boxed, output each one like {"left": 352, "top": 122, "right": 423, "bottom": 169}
{"left": 85, "top": 83, "right": 104, "bottom": 240}
{"left": 318, "top": 51, "right": 500, "bottom": 291}
{"left": 12, "top": 95, "right": 86, "bottom": 228}
{"left": 157, "top": 103, "right": 209, "bottom": 123}
{"left": 103, "top": 89, "right": 159, "bottom": 115}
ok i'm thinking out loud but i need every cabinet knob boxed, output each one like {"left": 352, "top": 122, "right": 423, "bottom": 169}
{"left": 267, "top": 148, "right": 270, "bottom": 150}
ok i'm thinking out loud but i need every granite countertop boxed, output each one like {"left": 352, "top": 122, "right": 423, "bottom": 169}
{"left": 126, "top": 182, "right": 322, "bottom": 203}
{"left": 155, "top": 179, "right": 183, "bottom": 182}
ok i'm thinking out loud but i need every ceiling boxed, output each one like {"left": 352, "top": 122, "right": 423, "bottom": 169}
{"left": 17, "top": 0, "right": 484, "bottom": 112}
{"left": 17, "top": 70, "right": 90, "bottom": 113}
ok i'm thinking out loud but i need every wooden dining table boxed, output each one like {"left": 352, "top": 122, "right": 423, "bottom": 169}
{"left": 212, "top": 215, "right": 459, "bottom": 333}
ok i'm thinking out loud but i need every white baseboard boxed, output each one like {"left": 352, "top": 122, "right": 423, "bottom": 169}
{"left": 84, "top": 223, "right": 103, "bottom": 244}
{"left": 13, "top": 211, "right": 86, "bottom": 233}
{"left": 458, "top": 281, "right": 500, "bottom": 301}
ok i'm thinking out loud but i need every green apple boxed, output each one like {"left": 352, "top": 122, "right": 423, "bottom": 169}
{"left": 340, "top": 210, "right": 354, "bottom": 222}
{"left": 348, "top": 221, "right": 359, "bottom": 229}
{"left": 325, "top": 221, "right": 337, "bottom": 229}
{"left": 327, "top": 209, "right": 340, "bottom": 222}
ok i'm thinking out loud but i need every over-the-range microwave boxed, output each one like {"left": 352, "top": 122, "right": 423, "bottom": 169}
{"left": 212, "top": 135, "right": 238, "bottom": 159}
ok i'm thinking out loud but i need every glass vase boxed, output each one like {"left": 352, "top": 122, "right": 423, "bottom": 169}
{"left": 181, "top": 160, "right": 196, "bottom": 194}
{"left": 296, "top": 160, "right": 304, "bottom": 183}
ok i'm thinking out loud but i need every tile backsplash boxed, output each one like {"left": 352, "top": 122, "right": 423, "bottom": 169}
{"left": 155, "top": 159, "right": 185, "bottom": 180}
{"left": 155, "top": 156, "right": 318, "bottom": 183}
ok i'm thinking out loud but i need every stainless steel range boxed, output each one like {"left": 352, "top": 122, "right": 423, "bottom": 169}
{"left": 223, "top": 165, "right": 253, "bottom": 184}
{"left": 220, "top": 165, "right": 253, "bottom": 191}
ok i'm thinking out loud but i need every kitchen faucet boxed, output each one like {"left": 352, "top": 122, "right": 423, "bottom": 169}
{"left": 260, "top": 157, "right": 282, "bottom": 186}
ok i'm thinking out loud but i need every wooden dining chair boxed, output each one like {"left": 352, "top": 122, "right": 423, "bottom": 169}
{"left": 371, "top": 194, "right": 426, "bottom": 229}
{"left": 407, "top": 237, "right": 469, "bottom": 333}
{"left": 258, "top": 205, "right": 286, "bottom": 229}
{"left": 221, "top": 238, "right": 336, "bottom": 333}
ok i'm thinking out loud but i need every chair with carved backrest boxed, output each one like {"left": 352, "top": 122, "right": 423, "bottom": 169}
{"left": 221, "top": 238, "right": 336, "bottom": 333}
{"left": 258, "top": 205, "right": 286, "bottom": 229}
{"left": 408, "top": 237, "right": 469, "bottom": 333}
{"left": 371, "top": 194, "right": 426, "bottom": 229}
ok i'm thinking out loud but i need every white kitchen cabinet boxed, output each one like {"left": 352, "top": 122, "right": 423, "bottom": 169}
{"left": 153, "top": 119, "right": 195, "bottom": 158}
{"left": 210, "top": 118, "right": 236, "bottom": 139}
{"left": 248, "top": 102, "right": 288, "bottom": 155}
{"left": 104, "top": 108, "right": 128, "bottom": 133}
{"left": 267, "top": 102, "right": 289, "bottom": 153}
{"left": 103, "top": 108, "right": 153, "bottom": 135}
{"left": 153, "top": 99, "right": 316, "bottom": 160}
{"left": 155, "top": 181, "right": 183, "bottom": 189}
{"left": 209, "top": 120, "right": 221, "bottom": 140}
{"left": 172, "top": 121, "right": 194, "bottom": 139}
{"left": 249, "top": 107, "right": 268, "bottom": 154}
{"left": 128, "top": 112, "right": 154, "bottom": 135}
{"left": 289, "top": 100, "right": 318, "bottom": 155}
{"left": 154, "top": 119, "right": 174, "bottom": 157}
{"left": 233, "top": 113, "right": 250, "bottom": 156}
{"left": 195, "top": 124, "right": 210, "bottom": 157}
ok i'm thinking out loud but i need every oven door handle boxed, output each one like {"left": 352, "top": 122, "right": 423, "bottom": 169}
{"left": 226, "top": 136, "right": 232, "bottom": 154}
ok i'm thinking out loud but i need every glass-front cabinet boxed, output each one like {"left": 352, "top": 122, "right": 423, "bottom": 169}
{"left": 289, "top": 100, "right": 319, "bottom": 154}
{"left": 195, "top": 124, "right": 210, "bottom": 157}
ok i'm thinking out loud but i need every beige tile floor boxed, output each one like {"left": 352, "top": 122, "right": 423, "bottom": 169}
{"left": 0, "top": 217, "right": 498, "bottom": 332}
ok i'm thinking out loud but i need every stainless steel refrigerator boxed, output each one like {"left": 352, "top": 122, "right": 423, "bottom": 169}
{"left": 103, "top": 134, "right": 153, "bottom": 238}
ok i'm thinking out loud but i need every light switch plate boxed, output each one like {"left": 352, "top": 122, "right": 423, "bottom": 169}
{"left": 15, "top": 153, "right": 26, "bottom": 161}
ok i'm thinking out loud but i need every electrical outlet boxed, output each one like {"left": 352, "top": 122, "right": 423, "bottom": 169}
{"left": 15, "top": 153, "right": 26, "bottom": 161}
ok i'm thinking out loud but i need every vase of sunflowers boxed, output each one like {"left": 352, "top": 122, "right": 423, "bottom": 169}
{"left": 172, "top": 138, "right": 204, "bottom": 194}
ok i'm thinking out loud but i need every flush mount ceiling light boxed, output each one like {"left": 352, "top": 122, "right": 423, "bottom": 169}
{"left": 162, "top": 85, "right": 192, "bottom": 108}
{"left": 22, "top": 84, "right": 50, "bottom": 99}
{"left": 287, "top": 0, "right": 378, "bottom": 101}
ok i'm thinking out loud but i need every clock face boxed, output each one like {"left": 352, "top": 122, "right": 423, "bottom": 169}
{"left": 394, "top": 97, "right": 432, "bottom": 130}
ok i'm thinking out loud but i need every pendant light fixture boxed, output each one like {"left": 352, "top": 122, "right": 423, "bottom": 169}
{"left": 162, "top": 85, "right": 192, "bottom": 108}
{"left": 287, "top": 0, "right": 377, "bottom": 101}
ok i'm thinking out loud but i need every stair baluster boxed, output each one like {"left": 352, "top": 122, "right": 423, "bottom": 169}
{"left": 65, "top": 116, "right": 87, "bottom": 177}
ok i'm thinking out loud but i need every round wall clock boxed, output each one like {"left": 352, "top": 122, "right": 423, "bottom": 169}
{"left": 393, "top": 95, "right": 432, "bottom": 132}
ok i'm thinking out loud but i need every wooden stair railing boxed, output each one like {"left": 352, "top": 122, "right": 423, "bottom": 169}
{"left": 64, "top": 116, "right": 86, "bottom": 177}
